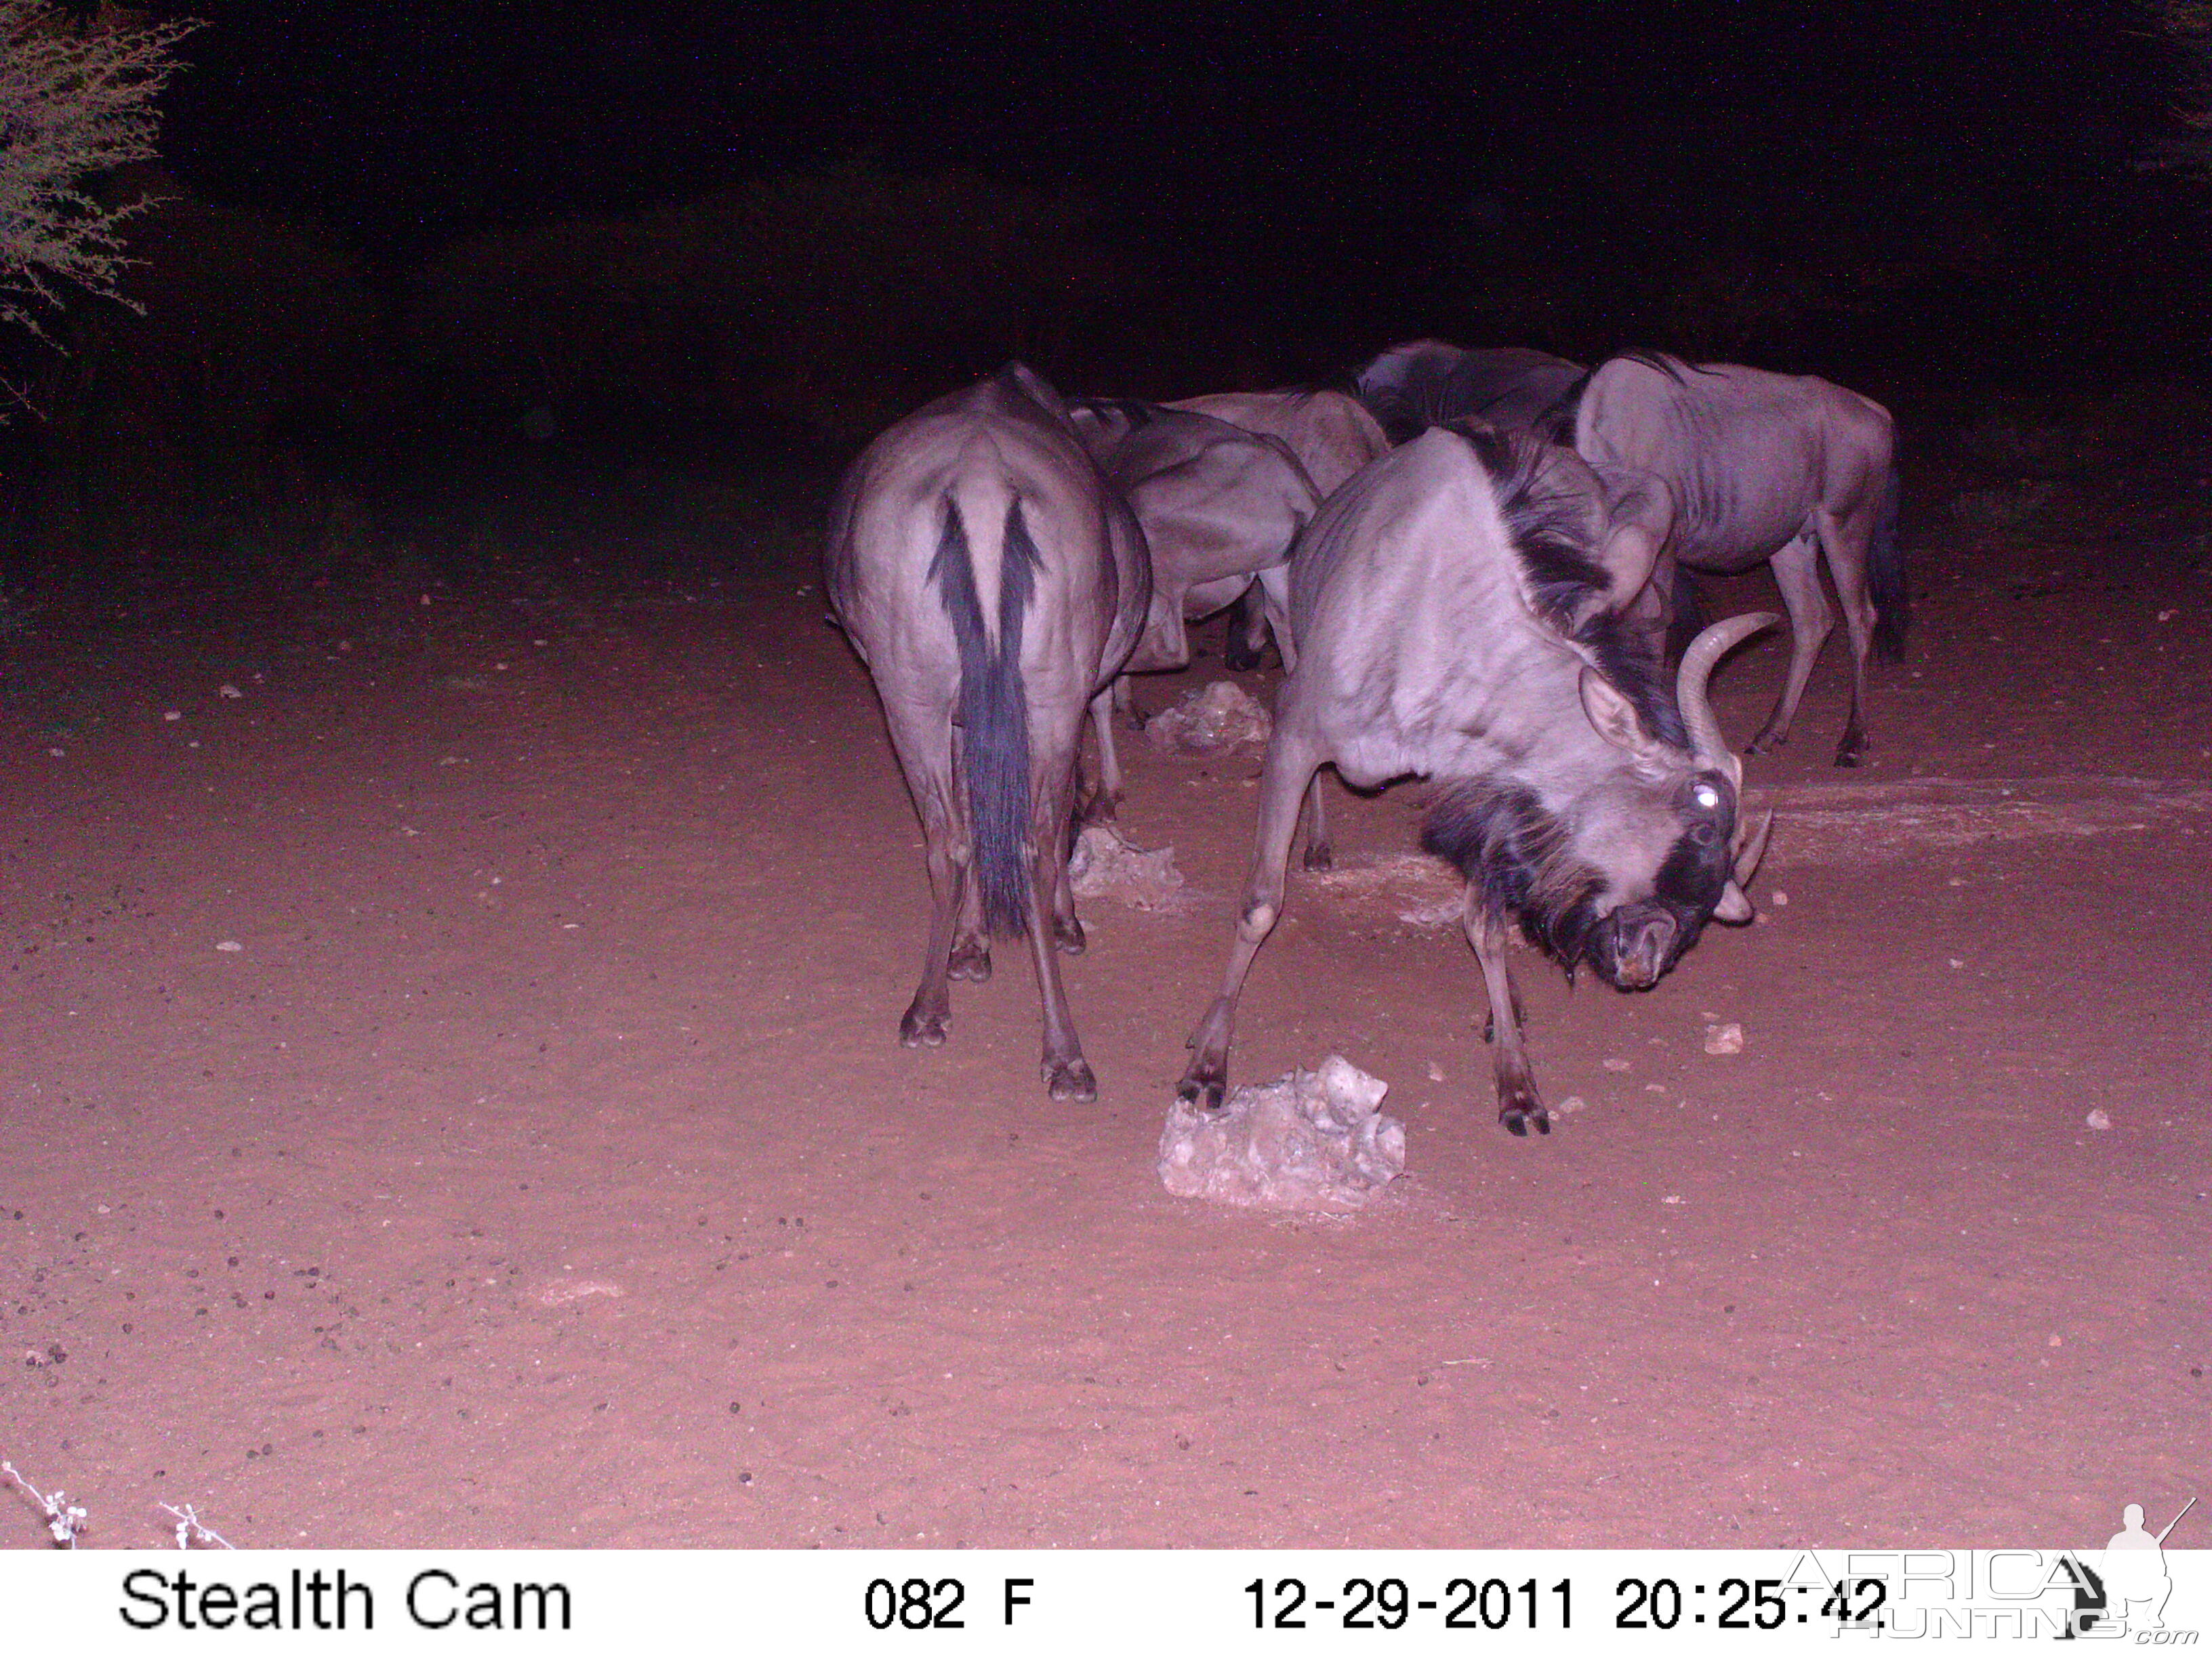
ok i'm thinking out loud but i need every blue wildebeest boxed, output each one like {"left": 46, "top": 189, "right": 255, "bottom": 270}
{"left": 1355, "top": 340, "right": 1589, "bottom": 445}
{"left": 1164, "top": 388, "right": 1391, "bottom": 671}
{"left": 1568, "top": 353, "right": 1903, "bottom": 766}
{"left": 825, "top": 364, "right": 1151, "bottom": 1101}
{"left": 1176, "top": 421, "right": 1776, "bottom": 1136}
{"left": 1354, "top": 342, "right": 1906, "bottom": 766}
{"left": 1067, "top": 399, "right": 1322, "bottom": 811}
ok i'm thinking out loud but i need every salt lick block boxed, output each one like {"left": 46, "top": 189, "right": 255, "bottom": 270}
{"left": 1158, "top": 1055, "right": 1406, "bottom": 1213}
{"left": 1145, "top": 679, "right": 1272, "bottom": 754}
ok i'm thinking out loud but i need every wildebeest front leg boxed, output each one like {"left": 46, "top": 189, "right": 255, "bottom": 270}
{"left": 1747, "top": 533, "right": 1832, "bottom": 757}
{"left": 1178, "top": 733, "right": 1319, "bottom": 1109}
{"left": 1300, "top": 773, "right": 1333, "bottom": 872}
{"left": 1464, "top": 893, "right": 1547, "bottom": 1136}
{"left": 1221, "top": 581, "right": 1271, "bottom": 671}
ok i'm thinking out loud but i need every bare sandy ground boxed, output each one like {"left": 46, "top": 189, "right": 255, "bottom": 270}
{"left": 3, "top": 481, "right": 2206, "bottom": 1549}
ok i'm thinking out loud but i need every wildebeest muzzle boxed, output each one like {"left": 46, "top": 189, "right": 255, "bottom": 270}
{"left": 1590, "top": 901, "right": 1683, "bottom": 989}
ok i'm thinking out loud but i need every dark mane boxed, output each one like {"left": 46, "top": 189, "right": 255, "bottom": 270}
{"left": 1448, "top": 424, "right": 1689, "bottom": 750}
{"left": 1420, "top": 781, "right": 1603, "bottom": 968}
{"left": 1606, "top": 348, "right": 1722, "bottom": 384}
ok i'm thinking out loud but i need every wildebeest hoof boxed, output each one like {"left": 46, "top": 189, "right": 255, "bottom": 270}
{"left": 1747, "top": 729, "right": 1786, "bottom": 756}
{"left": 899, "top": 1004, "right": 949, "bottom": 1048}
{"left": 1052, "top": 916, "right": 1087, "bottom": 955}
{"left": 1223, "top": 641, "right": 1267, "bottom": 672}
{"left": 1833, "top": 735, "right": 1866, "bottom": 767}
{"left": 1301, "top": 840, "right": 1335, "bottom": 873}
{"left": 1499, "top": 1099, "right": 1551, "bottom": 1136}
{"left": 947, "top": 940, "right": 991, "bottom": 981}
{"left": 1176, "top": 1072, "right": 1227, "bottom": 1112}
{"left": 1044, "top": 1057, "right": 1097, "bottom": 1102}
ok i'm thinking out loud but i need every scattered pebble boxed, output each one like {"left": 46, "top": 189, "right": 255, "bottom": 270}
{"left": 1661, "top": 1194, "right": 1683, "bottom": 1205}
{"left": 1948, "top": 958, "right": 1963, "bottom": 969}
{"left": 2085, "top": 1109, "right": 2112, "bottom": 1131}
{"left": 218, "top": 684, "right": 242, "bottom": 699}
{"left": 216, "top": 941, "right": 243, "bottom": 953}
{"left": 1601, "top": 1058, "right": 1631, "bottom": 1073}
{"left": 1426, "top": 1062, "right": 1445, "bottom": 1082}
{"left": 2158, "top": 609, "right": 2177, "bottom": 622}
{"left": 1554, "top": 1095, "right": 1587, "bottom": 1115}
{"left": 2048, "top": 1334, "right": 2064, "bottom": 1347}
{"left": 163, "top": 710, "right": 181, "bottom": 722}
{"left": 1703, "top": 1023, "right": 1744, "bottom": 1056}
{"left": 1769, "top": 890, "right": 1788, "bottom": 906}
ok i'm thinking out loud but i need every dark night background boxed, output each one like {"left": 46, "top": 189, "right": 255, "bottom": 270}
{"left": 5, "top": 0, "right": 2209, "bottom": 583}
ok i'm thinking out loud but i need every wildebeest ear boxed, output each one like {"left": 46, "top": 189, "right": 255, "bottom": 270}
{"left": 1578, "top": 668, "right": 1663, "bottom": 760}
{"left": 1713, "top": 880, "right": 1754, "bottom": 924}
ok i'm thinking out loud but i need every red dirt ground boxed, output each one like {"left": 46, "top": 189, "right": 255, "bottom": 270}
{"left": 4, "top": 478, "right": 2207, "bottom": 1550}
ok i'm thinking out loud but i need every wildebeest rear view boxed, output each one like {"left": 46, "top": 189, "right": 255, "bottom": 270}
{"left": 825, "top": 363, "right": 1150, "bottom": 1101}
{"left": 1177, "top": 422, "right": 1776, "bottom": 1135}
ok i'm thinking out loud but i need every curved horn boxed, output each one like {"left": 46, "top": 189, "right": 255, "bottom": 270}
{"left": 1676, "top": 611, "right": 1780, "bottom": 778}
{"left": 1731, "top": 804, "right": 1774, "bottom": 888}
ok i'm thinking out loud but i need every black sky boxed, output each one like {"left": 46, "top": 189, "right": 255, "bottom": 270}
{"left": 162, "top": 1, "right": 2173, "bottom": 266}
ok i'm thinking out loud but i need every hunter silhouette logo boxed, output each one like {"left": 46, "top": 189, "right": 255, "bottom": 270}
{"left": 2093, "top": 1497, "right": 2196, "bottom": 1635}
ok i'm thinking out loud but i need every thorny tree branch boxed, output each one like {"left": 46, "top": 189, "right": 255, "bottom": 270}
{"left": 0, "top": 2, "right": 198, "bottom": 346}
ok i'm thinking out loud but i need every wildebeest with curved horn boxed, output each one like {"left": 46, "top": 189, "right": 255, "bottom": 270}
{"left": 1353, "top": 342, "right": 1904, "bottom": 765}
{"left": 1176, "top": 420, "right": 1776, "bottom": 1136}
{"left": 825, "top": 364, "right": 1150, "bottom": 1101}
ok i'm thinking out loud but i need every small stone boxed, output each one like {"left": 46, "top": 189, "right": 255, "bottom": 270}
{"left": 216, "top": 941, "right": 243, "bottom": 953}
{"left": 2085, "top": 1109, "right": 2112, "bottom": 1131}
{"left": 1601, "top": 1058, "right": 1631, "bottom": 1073}
{"left": 218, "top": 684, "right": 243, "bottom": 699}
{"left": 163, "top": 710, "right": 182, "bottom": 722}
{"left": 1426, "top": 1062, "right": 1445, "bottom": 1082}
{"left": 1702, "top": 1023, "right": 1744, "bottom": 1056}
{"left": 1553, "top": 1095, "right": 1587, "bottom": 1115}
{"left": 1769, "top": 889, "right": 1788, "bottom": 906}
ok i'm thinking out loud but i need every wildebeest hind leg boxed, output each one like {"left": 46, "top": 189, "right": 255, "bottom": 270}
{"left": 899, "top": 794, "right": 965, "bottom": 1048}
{"left": 1179, "top": 733, "right": 1321, "bottom": 1109}
{"left": 941, "top": 728, "right": 990, "bottom": 981}
{"left": 1747, "top": 533, "right": 1832, "bottom": 756}
{"left": 1023, "top": 785, "right": 1095, "bottom": 1101}
{"left": 1818, "top": 503, "right": 1881, "bottom": 767}
{"left": 1080, "top": 687, "right": 1121, "bottom": 823}
{"left": 1047, "top": 762, "right": 1087, "bottom": 956}
{"left": 1464, "top": 895, "right": 1547, "bottom": 1136}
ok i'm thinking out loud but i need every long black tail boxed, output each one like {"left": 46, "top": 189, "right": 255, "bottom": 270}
{"left": 1868, "top": 461, "right": 1908, "bottom": 661}
{"left": 928, "top": 494, "right": 1041, "bottom": 937}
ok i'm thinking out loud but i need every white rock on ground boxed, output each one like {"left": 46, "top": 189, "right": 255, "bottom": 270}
{"left": 1159, "top": 1055, "right": 1406, "bottom": 1213}
{"left": 1145, "top": 680, "right": 1271, "bottom": 754}
{"left": 1068, "top": 823, "right": 1185, "bottom": 910}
